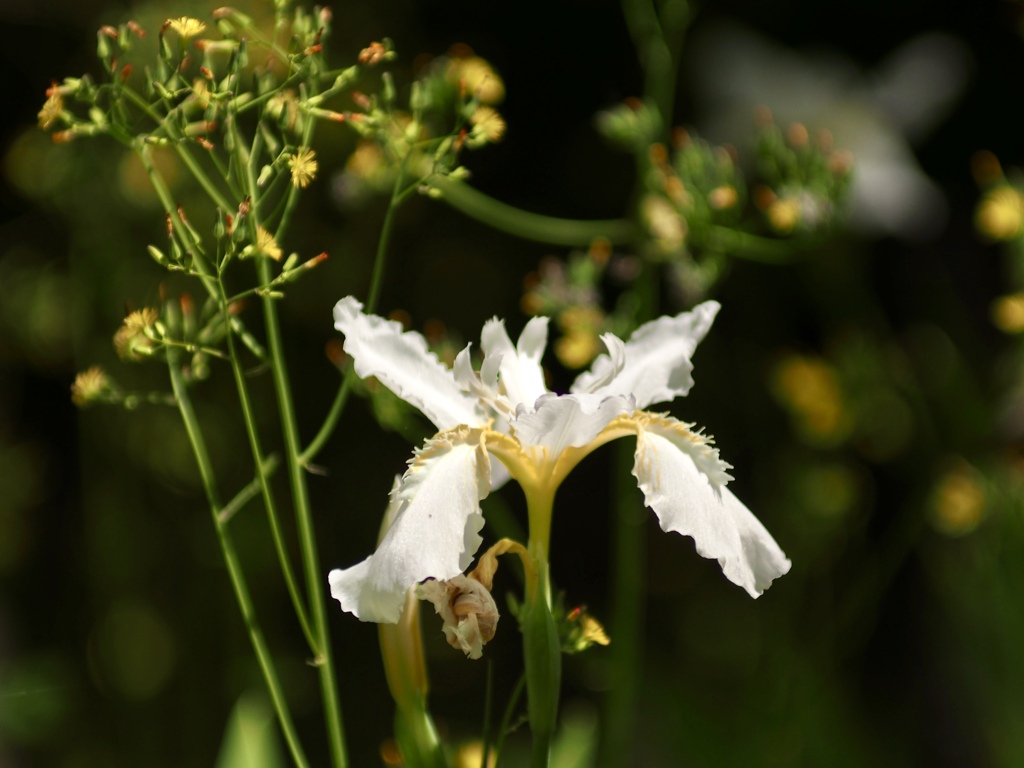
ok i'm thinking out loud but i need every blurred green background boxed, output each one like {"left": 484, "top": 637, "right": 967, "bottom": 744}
{"left": 3, "top": 0, "right": 1024, "bottom": 766}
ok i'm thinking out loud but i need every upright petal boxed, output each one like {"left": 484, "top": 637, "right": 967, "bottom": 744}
{"left": 480, "top": 317, "right": 550, "bottom": 409}
{"left": 334, "top": 297, "right": 482, "bottom": 430}
{"left": 631, "top": 415, "right": 790, "bottom": 597}
{"left": 571, "top": 301, "right": 720, "bottom": 408}
{"left": 328, "top": 428, "right": 492, "bottom": 623}
{"left": 513, "top": 393, "right": 635, "bottom": 457}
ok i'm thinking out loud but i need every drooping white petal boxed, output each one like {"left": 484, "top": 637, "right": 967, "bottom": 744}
{"left": 631, "top": 415, "right": 790, "bottom": 597}
{"left": 480, "top": 316, "right": 550, "bottom": 409}
{"left": 334, "top": 297, "right": 482, "bottom": 430}
{"left": 328, "top": 429, "right": 491, "bottom": 623}
{"left": 513, "top": 393, "right": 635, "bottom": 456}
{"left": 571, "top": 301, "right": 721, "bottom": 408}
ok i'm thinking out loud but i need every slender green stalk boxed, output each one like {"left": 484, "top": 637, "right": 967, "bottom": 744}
{"left": 229, "top": 111, "right": 347, "bottom": 767}
{"left": 480, "top": 661, "right": 495, "bottom": 768}
{"left": 300, "top": 372, "right": 354, "bottom": 466}
{"left": 601, "top": 441, "right": 647, "bottom": 766}
{"left": 168, "top": 356, "right": 310, "bottom": 768}
{"left": 219, "top": 455, "right": 280, "bottom": 524}
{"left": 430, "top": 176, "right": 637, "bottom": 247}
{"left": 300, "top": 156, "right": 410, "bottom": 466}
{"left": 139, "top": 142, "right": 316, "bottom": 651}
{"left": 218, "top": 273, "right": 318, "bottom": 651}
{"left": 522, "top": 489, "right": 560, "bottom": 768}
{"left": 494, "top": 674, "right": 526, "bottom": 768}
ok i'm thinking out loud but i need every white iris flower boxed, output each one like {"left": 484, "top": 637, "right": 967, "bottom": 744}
{"left": 328, "top": 296, "right": 790, "bottom": 624}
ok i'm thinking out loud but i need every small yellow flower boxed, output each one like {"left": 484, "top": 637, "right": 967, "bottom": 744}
{"left": 976, "top": 186, "right": 1024, "bottom": 240}
{"left": 991, "top": 293, "right": 1024, "bottom": 333}
{"left": 71, "top": 366, "right": 112, "bottom": 406}
{"left": 288, "top": 147, "right": 318, "bottom": 188}
{"left": 114, "top": 308, "right": 160, "bottom": 360}
{"left": 167, "top": 17, "right": 206, "bottom": 39}
{"left": 38, "top": 91, "right": 63, "bottom": 130}
{"left": 256, "top": 226, "right": 283, "bottom": 260}
{"left": 469, "top": 106, "right": 506, "bottom": 144}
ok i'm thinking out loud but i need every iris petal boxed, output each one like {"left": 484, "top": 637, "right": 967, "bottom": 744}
{"left": 631, "top": 415, "right": 790, "bottom": 597}
{"left": 334, "top": 297, "right": 482, "bottom": 430}
{"left": 328, "top": 428, "right": 491, "bottom": 622}
{"left": 572, "top": 301, "right": 720, "bottom": 409}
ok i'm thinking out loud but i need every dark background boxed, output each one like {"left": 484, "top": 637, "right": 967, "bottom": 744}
{"left": 3, "top": 0, "right": 1024, "bottom": 766}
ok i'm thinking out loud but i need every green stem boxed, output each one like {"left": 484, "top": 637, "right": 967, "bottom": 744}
{"left": 219, "top": 454, "right": 280, "bottom": 524}
{"left": 522, "top": 488, "right": 560, "bottom": 768}
{"left": 430, "top": 176, "right": 638, "bottom": 247}
{"left": 300, "top": 372, "right": 354, "bottom": 466}
{"left": 601, "top": 440, "right": 647, "bottom": 766}
{"left": 493, "top": 674, "right": 526, "bottom": 768}
{"left": 300, "top": 154, "right": 409, "bottom": 466}
{"left": 218, "top": 273, "right": 318, "bottom": 652}
{"left": 168, "top": 356, "right": 310, "bottom": 768}
{"left": 230, "top": 110, "right": 347, "bottom": 766}
{"left": 702, "top": 225, "right": 805, "bottom": 264}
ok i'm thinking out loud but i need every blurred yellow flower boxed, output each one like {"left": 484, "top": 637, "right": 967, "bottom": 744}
{"left": 990, "top": 293, "right": 1024, "bottom": 333}
{"left": 708, "top": 185, "right": 738, "bottom": 210}
{"left": 641, "top": 194, "right": 685, "bottom": 253}
{"left": 346, "top": 141, "right": 386, "bottom": 181}
{"left": 455, "top": 741, "right": 496, "bottom": 768}
{"left": 37, "top": 91, "right": 63, "bottom": 130}
{"left": 976, "top": 186, "right": 1024, "bottom": 240}
{"left": 256, "top": 226, "right": 283, "bottom": 260}
{"left": 288, "top": 147, "right": 318, "bottom": 188}
{"left": 167, "top": 17, "right": 206, "bottom": 39}
{"left": 931, "top": 461, "right": 985, "bottom": 537}
{"left": 448, "top": 55, "right": 504, "bottom": 104}
{"left": 470, "top": 106, "right": 506, "bottom": 143}
{"left": 555, "top": 306, "right": 605, "bottom": 368}
{"left": 71, "top": 366, "right": 112, "bottom": 406}
{"left": 114, "top": 308, "right": 160, "bottom": 361}
{"left": 772, "top": 354, "right": 850, "bottom": 445}
{"left": 767, "top": 197, "right": 801, "bottom": 233}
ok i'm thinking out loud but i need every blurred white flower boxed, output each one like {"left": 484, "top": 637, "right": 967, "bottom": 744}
{"left": 688, "top": 22, "right": 971, "bottom": 240}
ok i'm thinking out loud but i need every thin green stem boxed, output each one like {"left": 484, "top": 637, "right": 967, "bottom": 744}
{"left": 702, "top": 225, "right": 810, "bottom": 264}
{"left": 601, "top": 440, "right": 647, "bottom": 767}
{"left": 429, "top": 176, "right": 637, "bottom": 247}
{"left": 299, "top": 371, "right": 354, "bottom": 466}
{"left": 228, "top": 110, "right": 348, "bottom": 767}
{"left": 218, "top": 273, "right": 318, "bottom": 652}
{"left": 299, "top": 153, "right": 409, "bottom": 466}
{"left": 494, "top": 674, "right": 526, "bottom": 768}
{"left": 219, "top": 454, "right": 280, "bottom": 525}
{"left": 481, "top": 661, "right": 495, "bottom": 768}
{"left": 168, "top": 356, "right": 310, "bottom": 768}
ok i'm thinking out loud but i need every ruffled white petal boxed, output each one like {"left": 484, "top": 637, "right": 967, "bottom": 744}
{"left": 571, "top": 301, "right": 720, "bottom": 408}
{"left": 513, "top": 393, "right": 635, "bottom": 456}
{"left": 631, "top": 415, "right": 790, "bottom": 597}
{"left": 328, "top": 429, "right": 491, "bottom": 623}
{"left": 480, "top": 317, "right": 550, "bottom": 410}
{"left": 334, "top": 297, "right": 482, "bottom": 431}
